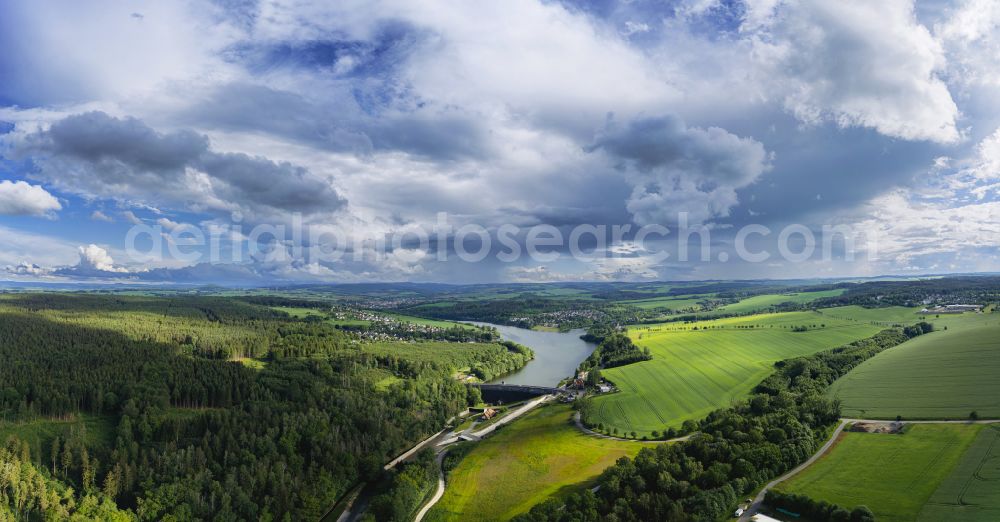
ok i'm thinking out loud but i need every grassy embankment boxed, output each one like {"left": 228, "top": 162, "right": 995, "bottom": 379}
{"left": 426, "top": 404, "right": 643, "bottom": 521}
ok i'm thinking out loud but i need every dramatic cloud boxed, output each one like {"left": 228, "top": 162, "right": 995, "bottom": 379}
{"left": 13, "top": 111, "right": 346, "bottom": 219}
{"left": 751, "top": 0, "right": 960, "bottom": 143}
{"left": 589, "top": 115, "right": 769, "bottom": 224}
{"left": 1, "top": 0, "right": 998, "bottom": 282}
{"left": 0, "top": 180, "right": 62, "bottom": 217}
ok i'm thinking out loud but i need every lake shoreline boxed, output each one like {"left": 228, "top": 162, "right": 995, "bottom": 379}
{"left": 470, "top": 322, "right": 597, "bottom": 387}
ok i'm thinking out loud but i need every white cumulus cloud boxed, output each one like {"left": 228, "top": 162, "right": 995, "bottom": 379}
{"left": 751, "top": 0, "right": 960, "bottom": 143}
{"left": 0, "top": 180, "right": 62, "bottom": 217}
{"left": 76, "top": 244, "right": 130, "bottom": 273}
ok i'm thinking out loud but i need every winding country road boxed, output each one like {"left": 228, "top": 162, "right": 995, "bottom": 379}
{"left": 414, "top": 449, "right": 448, "bottom": 522}
{"left": 738, "top": 419, "right": 848, "bottom": 522}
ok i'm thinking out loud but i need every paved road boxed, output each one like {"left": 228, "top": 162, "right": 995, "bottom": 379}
{"left": 414, "top": 449, "right": 448, "bottom": 522}
{"left": 384, "top": 428, "right": 448, "bottom": 471}
{"left": 330, "top": 486, "right": 362, "bottom": 522}
{"left": 738, "top": 420, "right": 848, "bottom": 522}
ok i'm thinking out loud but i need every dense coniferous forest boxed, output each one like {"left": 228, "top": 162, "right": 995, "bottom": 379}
{"left": 0, "top": 294, "right": 529, "bottom": 520}
{"left": 0, "top": 437, "right": 133, "bottom": 520}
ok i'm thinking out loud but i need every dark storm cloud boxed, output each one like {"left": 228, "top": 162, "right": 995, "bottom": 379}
{"left": 726, "top": 124, "right": 949, "bottom": 228}
{"left": 47, "top": 111, "right": 207, "bottom": 170}
{"left": 20, "top": 111, "right": 346, "bottom": 215}
{"left": 588, "top": 114, "right": 768, "bottom": 224}
{"left": 197, "top": 151, "right": 345, "bottom": 214}
{"left": 590, "top": 114, "right": 765, "bottom": 182}
{"left": 497, "top": 205, "right": 625, "bottom": 228}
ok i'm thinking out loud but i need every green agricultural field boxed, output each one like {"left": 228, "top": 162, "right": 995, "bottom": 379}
{"left": 591, "top": 311, "right": 883, "bottom": 437}
{"left": 715, "top": 289, "right": 846, "bottom": 314}
{"left": 829, "top": 315, "right": 1000, "bottom": 419}
{"left": 619, "top": 295, "right": 709, "bottom": 311}
{"left": 777, "top": 424, "right": 982, "bottom": 522}
{"left": 426, "top": 404, "right": 643, "bottom": 521}
{"left": 818, "top": 304, "right": 924, "bottom": 326}
{"left": 645, "top": 289, "right": 846, "bottom": 320}
{"left": 918, "top": 425, "right": 1000, "bottom": 521}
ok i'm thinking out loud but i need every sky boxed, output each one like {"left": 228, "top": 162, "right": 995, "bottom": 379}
{"left": 2, "top": 0, "right": 1000, "bottom": 284}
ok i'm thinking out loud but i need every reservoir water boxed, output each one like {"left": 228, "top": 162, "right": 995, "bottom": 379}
{"left": 473, "top": 323, "right": 598, "bottom": 386}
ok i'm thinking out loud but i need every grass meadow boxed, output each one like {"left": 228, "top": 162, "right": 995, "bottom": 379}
{"left": 619, "top": 295, "right": 709, "bottom": 311}
{"left": 714, "top": 289, "right": 846, "bottom": 314}
{"left": 426, "top": 404, "right": 643, "bottom": 521}
{"left": 777, "top": 424, "right": 982, "bottom": 522}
